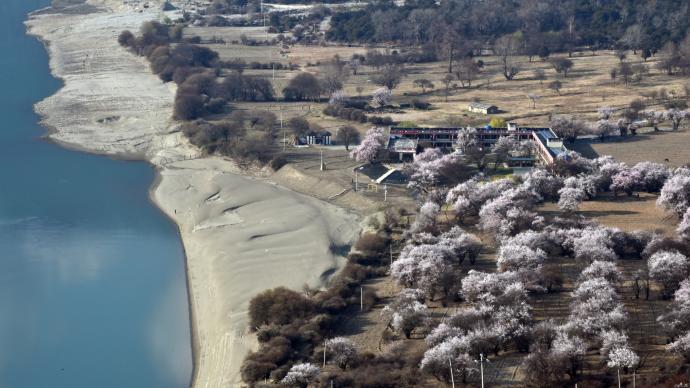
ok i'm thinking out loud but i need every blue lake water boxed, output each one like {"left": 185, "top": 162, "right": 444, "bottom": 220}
{"left": 0, "top": 1, "right": 192, "bottom": 387}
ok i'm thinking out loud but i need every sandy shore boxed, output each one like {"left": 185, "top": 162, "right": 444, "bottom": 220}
{"left": 26, "top": 1, "right": 362, "bottom": 386}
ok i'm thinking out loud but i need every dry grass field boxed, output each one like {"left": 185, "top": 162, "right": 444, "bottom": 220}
{"left": 572, "top": 129, "right": 690, "bottom": 167}
{"left": 540, "top": 192, "right": 677, "bottom": 235}
{"left": 187, "top": 24, "right": 690, "bottom": 162}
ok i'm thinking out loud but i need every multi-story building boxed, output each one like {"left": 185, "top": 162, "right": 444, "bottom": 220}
{"left": 385, "top": 123, "right": 568, "bottom": 166}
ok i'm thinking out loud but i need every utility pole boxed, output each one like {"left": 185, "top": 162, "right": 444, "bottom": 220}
{"left": 360, "top": 287, "right": 363, "bottom": 311}
{"left": 320, "top": 150, "right": 324, "bottom": 171}
{"left": 617, "top": 368, "right": 621, "bottom": 388}
{"left": 389, "top": 244, "right": 393, "bottom": 266}
{"left": 480, "top": 353, "right": 485, "bottom": 388}
{"left": 448, "top": 358, "right": 455, "bottom": 388}
{"left": 354, "top": 169, "right": 358, "bottom": 191}
{"left": 323, "top": 340, "right": 327, "bottom": 367}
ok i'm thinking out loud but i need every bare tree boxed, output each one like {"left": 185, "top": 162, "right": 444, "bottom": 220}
{"left": 321, "top": 57, "right": 349, "bottom": 94}
{"left": 442, "top": 74, "right": 454, "bottom": 102}
{"left": 619, "top": 62, "right": 633, "bottom": 85}
{"left": 527, "top": 93, "right": 541, "bottom": 108}
{"left": 336, "top": 125, "right": 360, "bottom": 151}
{"left": 533, "top": 68, "right": 546, "bottom": 87}
{"left": 413, "top": 79, "right": 434, "bottom": 94}
{"left": 620, "top": 24, "right": 644, "bottom": 54}
{"left": 371, "top": 63, "right": 405, "bottom": 90}
{"left": 548, "top": 80, "right": 563, "bottom": 95}
{"left": 550, "top": 57, "right": 574, "bottom": 77}
{"left": 455, "top": 58, "right": 480, "bottom": 88}
{"left": 495, "top": 34, "right": 522, "bottom": 80}
{"left": 439, "top": 27, "right": 462, "bottom": 73}
{"left": 349, "top": 57, "right": 361, "bottom": 75}
{"left": 615, "top": 49, "right": 627, "bottom": 62}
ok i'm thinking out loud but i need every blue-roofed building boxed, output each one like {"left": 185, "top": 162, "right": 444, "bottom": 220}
{"left": 532, "top": 129, "right": 567, "bottom": 164}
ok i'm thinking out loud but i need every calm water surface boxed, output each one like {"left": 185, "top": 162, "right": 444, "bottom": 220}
{"left": 0, "top": 1, "right": 192, "bottom": 387}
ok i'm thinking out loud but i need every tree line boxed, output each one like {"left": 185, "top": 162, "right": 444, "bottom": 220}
{"left": 118, "top": 21, "right": 277, "bottom": 121}
{"left": 327, "top": 0, "right": 690, "bottom": 65}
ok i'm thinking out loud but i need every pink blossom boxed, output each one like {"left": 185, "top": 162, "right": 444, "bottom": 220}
{"left": 632, "top": 161, "right": 669, "bottom": 192}
{"left": 281, "top": 363, "right": 320, "bottom": 385}
{"left": 328, "top": 90, "right": 349, "bottom": 106}
{"left": 665, "top": 109, "right": 690, "bottom": 131}
{"left": 658, "top": 169, "right": 690, "bottom": 217}
{"left": 496, "top": 243, "right": 546, "bottom": 274}
{"left": 523, "top": 169, "right": 564, "bottom": 200}
{"left": 420, "top": 336, "right": 478, "bottom": 382}
{"left": 648, "top": 250, "right": 690, "bottom": 298}
{"left": 678, "top": 208, "right": 690, "bottom": 240}
{"left": 558, "top": 187, "right": 585, "bottom": 212}
{"left": 371, "top": 87, "right": 392, "bottom": 108}
{"left": 607, "top": 345, "right": 639, "bottom": 369}
{"left": 382, "top": 288, "right": 428, "bottom": 338}
{"left": 349, "top": 127, "right": 385, "bottom": 163}
{"left": 326, "top": 337, "right": 357, "bottom": 369}
{"left": 407, "top": 150, "right": 463, "bottom": 194}
{"left": 425, "top": 323, "right": 464, "bottom": 347}
{"left": 598, "top": 106, "right": 615, "bottom": 120}
{"left": 610, "top": 167, "right": 642, "bottom": 196}
{"left": 579, "top": 261, "right": 622, "bottom": 283}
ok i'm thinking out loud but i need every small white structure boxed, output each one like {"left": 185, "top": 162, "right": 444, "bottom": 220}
{"left": 305, "top": 130, "right": 332, "bottom": 145}
{"left": 467, "top": 102, "right": 499, "bottom": 115}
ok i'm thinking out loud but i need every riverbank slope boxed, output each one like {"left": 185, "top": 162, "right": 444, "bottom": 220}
{"left": 26, "top": 1, "right": 363, "bottom": 386}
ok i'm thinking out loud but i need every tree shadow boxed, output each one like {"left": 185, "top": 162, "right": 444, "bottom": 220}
{"left": 570, "top": 134, "right": 659, "bottom": 158}
{"left": 579, "top": 210, "right": 639, "bottom": 217}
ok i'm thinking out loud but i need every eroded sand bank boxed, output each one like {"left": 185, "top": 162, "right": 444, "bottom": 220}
{"left": 26, "top": 1, "right": 362, "bottom": 386}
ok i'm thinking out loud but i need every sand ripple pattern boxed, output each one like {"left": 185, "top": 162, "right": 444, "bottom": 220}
{"left": 155, "top": 158, "right": 360, "bottom": 387}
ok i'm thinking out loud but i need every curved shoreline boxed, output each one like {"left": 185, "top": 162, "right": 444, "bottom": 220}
{"left": 149, "top": 170, "right": 199, "bottom": 388}
{"left": 26, "top": 7, "right": 198, "bottom": 386}
{"left": 25, "top": 1, "right": 362, "bottom": 386}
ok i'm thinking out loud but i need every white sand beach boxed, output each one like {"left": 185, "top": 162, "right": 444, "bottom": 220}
{"left": 26, "top": 1, "right": 363, "bottom": 386}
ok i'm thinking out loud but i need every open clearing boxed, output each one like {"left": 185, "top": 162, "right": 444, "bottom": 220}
{"left": 572, "top": 129, "right": 690, "bottom": 167}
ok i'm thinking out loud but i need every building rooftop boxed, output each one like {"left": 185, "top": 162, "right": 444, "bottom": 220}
{"left": 388, "top": 137, "right": 417, "bottom": 153}
{"left": 468, "top": 102, "right": 497, "bottom": 110}
{"left": 306, "top": 130, "right": 332, "bottom": 136}
{"left": 535, "top": 129, "right": 567, "bottom": 158}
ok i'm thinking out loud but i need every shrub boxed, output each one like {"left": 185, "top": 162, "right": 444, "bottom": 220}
{"left": 397, "top": 121, "right": 417, "bottom": 128}
{"left": 355, "top": 233, "right": 389, "bottom": 258}
{"left": 289, "top": 117, "right": 310, "bottom": 136}
{"left": 270, "top": 156, "right": 288, "bottom": 171}
{"left": 283, "top": 72, "right": 322, "bottom": 101}
{"left": 368, "top": 116, "right": 394, "bottom": 125}
{"left": 346, "top": 99, "right": 368, "bottom": 110}
{"left": 118, "top": 30, "right": 135, "bottom": 47}
{"left": 489, "top": 117, "right": 507, "bottom": 128}
{"left": 412, "top": 99, "right": 431, "bottom": 110}
{"left": 240, "top": 360, "right": 276, "bottom": 383}
{"left": 248, "top": 287, "right": 315, "bottom": 328}
{"left": 173, "top": 93, "right": 204, "bottom": 120}
{"left": 249, "top": 111, "right": 277, "bottom": 132}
